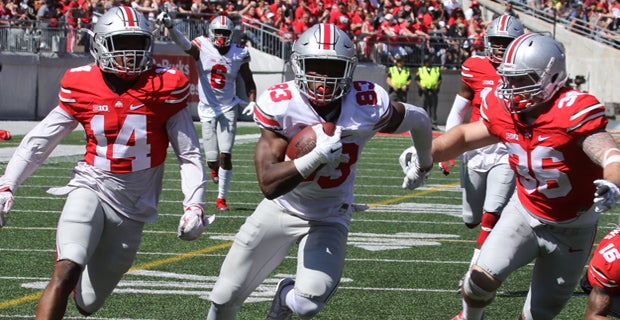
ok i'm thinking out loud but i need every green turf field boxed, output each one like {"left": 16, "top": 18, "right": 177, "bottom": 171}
{"left": 0, "top": 125, "right": 617, "bottom": 319}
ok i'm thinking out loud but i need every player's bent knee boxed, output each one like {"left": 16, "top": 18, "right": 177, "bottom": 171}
{"left": 290, "top": 294, "right": 324, "bottom": 319}
{"left": 462, "top": 272, "right": 496, "bottom": 308}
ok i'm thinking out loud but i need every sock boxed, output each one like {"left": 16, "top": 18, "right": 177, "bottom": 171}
{"left": 463, "top": 300, "right": 485, "bottom": 320}
{"left": 469, "top": 248, "right": 480, "bottom": 270}
{"left": 218, "top": 168, "right": 232, "bottom": 199}
{"left": 476, "top": 212, "right": 499, "bottom": 247}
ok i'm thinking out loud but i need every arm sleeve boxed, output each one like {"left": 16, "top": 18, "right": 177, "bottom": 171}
{"left": 393, "top": 103, "right": 433, "bottom": 169}
{"left": 0, "top": 107, "right": 78, "bottom": 191}
{"left": 445, "top": 94, "right": 472, "bottom": 131}
{"left": 166, "top": 107, "right": 206, "bottom": 209}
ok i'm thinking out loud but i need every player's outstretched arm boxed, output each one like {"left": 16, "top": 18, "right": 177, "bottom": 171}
{"left": 432, "top": 121, "right": 497, "bottom": 163}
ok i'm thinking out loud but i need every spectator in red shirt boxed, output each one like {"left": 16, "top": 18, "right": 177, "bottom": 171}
{"left": 329, "top": 1, "right": 351, "bottom": 33}
{"left": 293, "top": 10, "right": 312, "bottom": 35}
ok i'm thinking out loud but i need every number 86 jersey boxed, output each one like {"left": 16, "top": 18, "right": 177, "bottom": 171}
{"left": 254, "top": 80, "right": 392, "bottom": 223}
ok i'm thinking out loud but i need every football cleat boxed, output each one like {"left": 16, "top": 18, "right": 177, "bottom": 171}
{"left": 266, "top": 278, "right": 295, "bottom": 320}
{"left": 0, "top": 130, "right": 11, "bottom": 141}
{"left": 216, "top": 198, "right": 229, "bottom": 211}
{"left": 452, "top": 311, "right": 465, "bottom": 320}
{"left": 211, "top": 168, "right": 219, "bottom": 184}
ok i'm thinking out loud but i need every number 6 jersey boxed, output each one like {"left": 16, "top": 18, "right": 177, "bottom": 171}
{"left": 253, "top": 80, "right": 392, "bottom": 225}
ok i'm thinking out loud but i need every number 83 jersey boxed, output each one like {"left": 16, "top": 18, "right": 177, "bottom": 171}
{"left": 254, "top": 80, "right": 392, "bottom": 223}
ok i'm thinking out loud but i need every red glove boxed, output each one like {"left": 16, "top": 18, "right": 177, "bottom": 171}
{"left": 439, "top": 159, "right": 456, "bottom": 175}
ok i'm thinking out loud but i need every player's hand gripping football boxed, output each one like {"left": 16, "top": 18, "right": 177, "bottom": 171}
{"left": 312, "top": 123, "right": 343, "bottom": 167}
{"left": 0, "top": 186, "right": 14, "bottom": 228}
{"left": 399, "top": 147, "right": 432, "bottom": 190}
{"left": 593, "top": 179, "right": 620, "bottom": 213}
{"left": 156, "top": 11, "right": 173, "bottom": 29}
{"left": 177, "top": 205, "right": 215, "bottom": 241}
{"left": 439, "top": 159, "right": 455, "bottom": 175}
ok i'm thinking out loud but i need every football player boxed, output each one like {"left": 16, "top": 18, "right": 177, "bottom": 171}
{"left": 0, "top": 6, "right": 208, "bottom": 318}
{"left": 442, "top": 15, "right": 523, "bottom": 286}
{"left": 158, "top": 13, "right": 257, "bottom": 211}
{"left": 205, "top": 23, "right": 433, "bottom": 320}
{"left": 585, "top": 227, "right": 620, "bottom": 319}
{"left": 432, "top": 33, "right": 620, "bottom": 320}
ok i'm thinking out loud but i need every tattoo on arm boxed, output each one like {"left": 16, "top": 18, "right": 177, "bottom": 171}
{"left": 582, "top": 131, "right": 618, "bottom": 167}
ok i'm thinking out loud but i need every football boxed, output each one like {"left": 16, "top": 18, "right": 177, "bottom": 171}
{"left": 286, "top": 122, "right": 336, "bottom": 160}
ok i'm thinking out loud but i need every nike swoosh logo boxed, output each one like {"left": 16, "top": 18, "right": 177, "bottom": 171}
{"left": 130, "top": 104, "right": 145, "bottom": 110}
{"left": 568, "top": 247, "right": 583, "bottom": 253}
{"left": 330, "top": 147, "right": 341, "bottom": 153}
{"left": 538, "top": 136, "right": 550, "bottom": 142}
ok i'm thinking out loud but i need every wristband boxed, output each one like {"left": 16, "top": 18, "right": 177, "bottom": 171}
{"left": 604, "top": 155, "right": 620, "bottom": 167}
{"left": 293, "top": 150, "right": 324, "bottom": 178}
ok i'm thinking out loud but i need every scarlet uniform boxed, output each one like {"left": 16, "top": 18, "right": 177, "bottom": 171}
{"left": 254, "top": 80, "right": 391, "bottom": 225}
{"left": 193, "top": 36, "right": 251, "bottom": 119}
{"left": 588, "top": 228, "right": 620, "bottom": 294}
{"left": 0, "top": 64, "right": 204, "bottom": 223}
{"left": 481, "top": 87, "right": 607, "bottom": 222}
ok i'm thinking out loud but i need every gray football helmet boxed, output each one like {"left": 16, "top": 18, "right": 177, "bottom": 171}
{"left": 484, "top": 15, "right": 524, "bottom": 64}
{"left": 496, "top": 33, "right": 567, "bottom": 114}
{"left": 208, "top": 15, "right": 234, "bottom": 49}
{"left": 89, "top": 6, "right": 153, "bottom": 79}
{"left": 290, "top": 23, "right": 357, "bottom": 106}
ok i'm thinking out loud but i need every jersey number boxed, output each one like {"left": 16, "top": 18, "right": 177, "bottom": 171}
{"left": 599, "top": 243, "right": 620, "bottom": 263}
{"left": 506, "top": 143, "right": 571, "bottom": 198}
{"left": 91, "top": 114, "right": 151, "bottom": 172}
{"left": 210, "top": 64, "right": 228, "bottom": 89}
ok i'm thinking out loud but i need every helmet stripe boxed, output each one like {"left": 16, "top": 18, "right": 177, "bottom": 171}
{"left": 120, "top": 6, "right": 137, "bottom": 27}
{"left": 220, "top": 15, "right": 226, "bottom": 25}
{"left": 498, "top": 15, "right": 509, "bottom": 32}
{"left": 319, "top": 23, "right": 334, "bottom": 50}
{"left": 504, "top": 33, "right": 535, "bottom": 64}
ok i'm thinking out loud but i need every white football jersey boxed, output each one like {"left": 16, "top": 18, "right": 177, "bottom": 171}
{"left": 254, "top": 80, "right": 392, "bottom": 226}
{"left": 193, "top": 37, "right": 251, "bottom": 119}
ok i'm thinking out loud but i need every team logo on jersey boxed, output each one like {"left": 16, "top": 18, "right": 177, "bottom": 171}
{"left": 92, "top": 105, "right": 109, "bottom": 112}
{"left": 115, "top": 101, "right": 123, "bottom": 108}
{"left": 505, "top": 132, "right": 519, "bottom": 141}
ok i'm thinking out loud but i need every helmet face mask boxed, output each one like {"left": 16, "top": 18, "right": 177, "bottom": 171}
{"left": 291, "top": 23, "right": 357, "bottom": 106}
{"left": 209, "top": 15, "right": 234, "bottom": 49}
{"left": 484, "top": 15, "right": 524, "bottom": 64}
{"left": 90, "top": 6, "right": 153, "bottom": 79}
{"left": 496, "top": 33, "right": 567, "bottom": 114}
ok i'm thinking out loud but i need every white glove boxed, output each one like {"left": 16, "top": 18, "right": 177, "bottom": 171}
{"left": 0, "top": 186, "right": 14, "bottom": 228}
{"left": 399, "top": 147, "right": 431, "bottom": 190}
{"left": 593, "top": 179, "right": 620, "bottom": 213}
{"left": 177, "top": 206, "right": 215, "bottom": 241}
{"left": 312, "top": 124, "right": 343, "bottom": 167}
{"left": 156, "top": 11, "right": 173, "bottom": 28}
{"left": 242, "top": 101, "right": 256, "bottom": 116}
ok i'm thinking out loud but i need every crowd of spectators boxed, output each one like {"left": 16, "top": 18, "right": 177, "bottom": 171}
{"left": 1, "top": 0, "right": 618, "bottom": 62}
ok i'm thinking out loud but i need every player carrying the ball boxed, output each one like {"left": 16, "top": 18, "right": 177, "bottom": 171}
{"left": 205, "top": 23, "right": 433, "bottom": 320}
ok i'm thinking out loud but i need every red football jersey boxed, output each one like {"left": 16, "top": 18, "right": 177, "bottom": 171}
{"left": 481, "top": 87, "right": 607, "bottom": 221}
{"left": 589, "top": 228, "right": 620, "bottom": 294}
{"left": 460, "top": 56, "right": 498, "bottom": 122}
{"left": 58, "top": 65, "right": 190, "bottom": 173}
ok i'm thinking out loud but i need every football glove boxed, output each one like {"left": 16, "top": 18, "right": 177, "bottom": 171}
{"left": 177, "top": 206, "right": 215, "bottom": 241}
{"left": 439, "top": 159, "right": 455, "bottom": 176}
{"left": 593, "top": 179, "right": 620, "bottom": 213}
{"left": 156, "top": 11, "right": 173, "bottom": 28}
{"left": 0, "top": 186, "right": 14, "bottom": 228}
{"left": 313, "top": 124, "right": 344, "bottom": 167}
{"left": 242, "top": 101, "right": 256, "bottom": 116}
{"left": 399, "top": 147, "right": 432, "bottom": 190}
